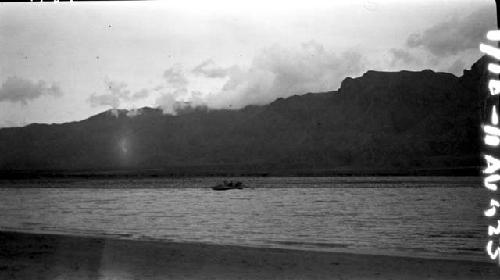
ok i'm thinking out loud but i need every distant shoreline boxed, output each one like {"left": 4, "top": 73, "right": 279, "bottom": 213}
{"left": 0, "top": 166, "right": 481, "bottom": 180}
{"left": 0, "top": 230, "right": 498, "bottom": 280}
{"left": 0, "top": 176, "right": 481, "bottom": 189}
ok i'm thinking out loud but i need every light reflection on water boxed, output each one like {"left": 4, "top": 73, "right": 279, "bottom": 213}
{"left": 0, "top": 177, "right": 487, "bottom": 261}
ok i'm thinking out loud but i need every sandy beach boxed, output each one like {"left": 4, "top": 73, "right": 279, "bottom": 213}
{"left": 0, "top": 231, "right": 498, "bottom": 280}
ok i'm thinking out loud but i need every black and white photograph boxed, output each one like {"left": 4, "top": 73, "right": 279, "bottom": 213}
{"left": 1, "top": 0, "right": 500, "bottom": 279}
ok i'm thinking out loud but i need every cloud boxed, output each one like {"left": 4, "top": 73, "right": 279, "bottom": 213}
{"left": 88, "top": 80, "right": 128, "bottom": 108}
{"left": 153, "top": 85, "right": 164, "bottom": 91}
{"left": 106, "top": 80, "right": 130, "bottom": 99}
{"left": 88, "top": 92, "right": 120, "bottom": 108}
{"left": 156, "top": 65, "right": 188, "bottom": 114}
{"left": 389, "top": 48, "right": 419, "bottom": 67}
{"left": 157, "top": 65, "right": 209, "bottom": 115}
{"left": 192, "top": 59, "right": 232, "bottom": 78}
{"left": 406, "top": 7, "right": 495, "bottom": 57}
{"left": 204, "top": 41, "right": 365, "bottom": 109}
{"left": 155, "top": 88, "right": 210, "bottom": 116}
{"left": 109, "top": 109, "right": 120, "bottom": 118}
{"left": 157, "top": 41, "right": 365, "bottom": 114}
{"left": 132, "top": 88, "right": 150, "bottom": 99}
{"left": 156, "top": 91, "right": 179, "bottom": 115}
{"left": 173, "top": 102, "right": 208, "bottom": 115}
{"left": 0, "top": 76, "right": 62, "bottom": 105}
{"left": 88, "top": 80, "right": 151, "bottom": 109}
{"left": 126, "top": 108, "right": 142, "bottom": 118}
{"left": 163, "top": 65, "right": 188, "bottom": 89}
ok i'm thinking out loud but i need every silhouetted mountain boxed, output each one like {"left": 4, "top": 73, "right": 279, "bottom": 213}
{"left": 0, "top": 57, "right": 490, "bottom": 177}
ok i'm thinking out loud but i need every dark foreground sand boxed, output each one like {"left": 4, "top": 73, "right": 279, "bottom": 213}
{"left": 1, "top": 231, "right": 500, "bottom": 280}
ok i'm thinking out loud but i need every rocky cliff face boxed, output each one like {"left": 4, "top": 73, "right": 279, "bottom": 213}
{"left": 0, "top": 57, "right": 489, "bottom": 175}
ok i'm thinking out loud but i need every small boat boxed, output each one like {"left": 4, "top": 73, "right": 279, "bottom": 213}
{"left": 212, "top": 180, "right": 244, "bottom": 191}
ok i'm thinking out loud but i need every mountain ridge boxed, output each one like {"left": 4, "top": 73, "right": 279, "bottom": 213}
{"left": 0, "top": 57, "right": 489, "bottom": 177}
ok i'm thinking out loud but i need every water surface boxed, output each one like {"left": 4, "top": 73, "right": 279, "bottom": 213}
{"left": 0, "top": 176, "right": 488, "bottom": 261}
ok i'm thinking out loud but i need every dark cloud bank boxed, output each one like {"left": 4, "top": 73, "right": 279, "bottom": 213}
{"left": 0, "top": 76, "right": 62, "bottom": 105}
{"left": 406, "top": 7, "right": 494, "bottom": 57}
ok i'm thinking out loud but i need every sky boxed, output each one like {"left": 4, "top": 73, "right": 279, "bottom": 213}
{"left": 0, "top": 0, "right": 495, "bottom": 127}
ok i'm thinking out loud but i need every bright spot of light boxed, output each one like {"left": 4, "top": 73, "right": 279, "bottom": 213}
{"left": 119, "top": 138, "right": 129, "bottom": 155}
